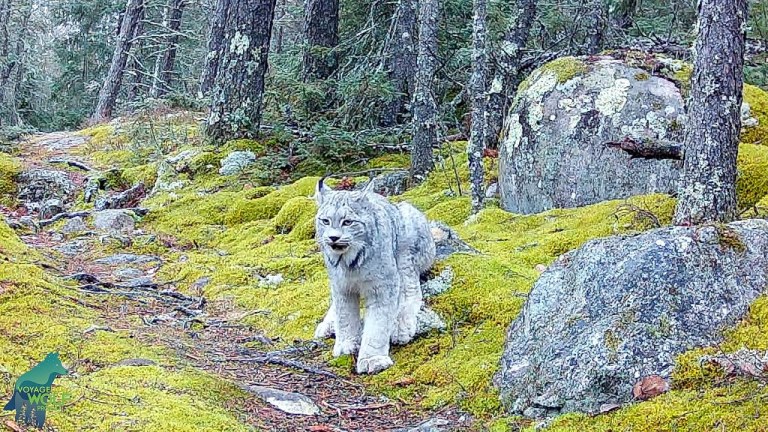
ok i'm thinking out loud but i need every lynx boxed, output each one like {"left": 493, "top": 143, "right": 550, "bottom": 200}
{"left": 313, "top": 178, "right": 436, "bottom": 374}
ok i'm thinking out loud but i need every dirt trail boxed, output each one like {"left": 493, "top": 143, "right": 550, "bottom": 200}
{"left": 3, "top": 132, "right": 471, "bottom": 432}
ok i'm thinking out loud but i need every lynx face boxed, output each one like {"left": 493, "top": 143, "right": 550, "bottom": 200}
{"left": 315, "top": 188, "right": 371, "bottom": 259}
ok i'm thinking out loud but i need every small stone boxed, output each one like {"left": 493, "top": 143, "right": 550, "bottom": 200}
{"left": 259, "top": 274, "right": 284, "bottom": 288}
{"left": 219, "top": 151, "right": 257, "bottom": 176}
{"left": 61, "top": 216, "right": 87, "bottom": 234}
{"left": 415, "top": 307, "right": 446, "bottom": 336}
{"left": 93, "top": 254, "right": 161, "bottom": 266}
{"left": 485, "top": 182, "right": 500, "bottom": 199}
{"left": 40, "top": 198, "right": 63, "bottom": 219}
{"left": 422, "top": 267, "right": 454, "bottom": 298}
{"left": 632, "top": 375, "right": 669, "bottom": 401}
{"left": 401, "top": 418, "right": 450, "bottom": 432}
{"left": 535, "top": 264, "right": 547, "bottom": 273}
{"left": 115, "top": 358, "right": 157, "bottom": 367}
{"left": 242, "top": 385, "right": 320, "bottom": 415}
{"left": 93, "top": 210, "right": 135, "bottom": 234}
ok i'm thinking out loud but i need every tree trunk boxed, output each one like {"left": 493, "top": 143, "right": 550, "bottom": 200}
{"left": 610, "top": 0, "right": 637, "bottom": 30}
{"left": 0, "top": 0, "right": 20, "bottom": 127}
{"left": 673, "top": 0, "right": 748, "bottom": 225}
{"left": 127, "top": 3, "right": 147, "bottom": 101}
{"left": 91, "top": 0, "right": 145, "bottom": 122}
{"left": 379, "top": 0, "right": 417, "bottom": 126}
{"left": 468, "top": 0, "right": 487, "bottom": 214}
{"left": 199, "top": 0, "right": 230, "bottom": 98}
{"left": 150, "top": 0, "right": 187, "bottom": 98}
{"left": 302, "top": 0, "right": 339, "bottom": 81}
{"left": 204, "top": 0, "right": 276, "bottom": 145}
{"left": 585, "top": 0, "right": 607, "bottom": 55}
{"left": 485, "top": 0, "right": 536, "bottom": 149}
{"left": 410, "top": 0, "right": 439, "bottom": 183}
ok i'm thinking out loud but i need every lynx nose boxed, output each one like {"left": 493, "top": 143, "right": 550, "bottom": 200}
{"left": 328, "top": 235, "right": 340, "bottom": 243}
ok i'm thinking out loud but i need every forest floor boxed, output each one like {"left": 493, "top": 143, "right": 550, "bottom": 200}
{"left": 1, "top": 131, "right": 473, "bottom": 431}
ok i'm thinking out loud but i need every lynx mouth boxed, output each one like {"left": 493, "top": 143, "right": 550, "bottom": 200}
{"left": 330, "top": 243, "right": 349, "bottom": 252}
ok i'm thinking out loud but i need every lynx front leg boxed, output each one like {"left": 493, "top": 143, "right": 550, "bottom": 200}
{"left": 332, "top": 291, "right": 362, "bottom": 357}
{"left": 391, "top": 267, "right": 422, "bottom": 345}
{"left": 314, "top": 295, "right": 336, "bottom": 339}
{"left": 357, "top": 284, "right": 398, "bottom": 374}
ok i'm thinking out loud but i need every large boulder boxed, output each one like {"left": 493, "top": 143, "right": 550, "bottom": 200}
{"left": 498, "top": 54, "right": 766, "bottom": 214}
{"left": 496, "top": 219, "right": 768, "bottom": 418}
{"left": 17, "top": 169, "right": 77, "bottom": 204}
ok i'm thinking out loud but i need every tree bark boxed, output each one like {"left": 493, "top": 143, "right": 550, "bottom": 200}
{"left": 199, "top": 0, "right": 231, "bottom": 98}
{"left": 302, "top": 0, "right": 339, "bottom": 81}
{"left": 127, "top": 3, "right": 147, "bottom": 101}
{"left": 485, "top": 0, "right": 536, "bottom": 149}
{"left": 91, "top": 0, "right": 145, "bottom": 122}
{"left": 468, "top": 0, "right": 487, "bottom": 214}
{"left": 410, "top": 0, "right": 439, "bottom": 183}
{"left": 0, "top": 0, "right": 20, "bottom": 126}
{"left": 204, "top": 0, "right": 277, "bottom": 144}
{"left": 150, "top": 0, "right": 187, "bottom": 98}
{"left": 379, "top": 0, "right": 417, "bottom": 126}
{"left": 585, "top": 0, "right": 607, "bottom": 55}
{"left": 673, "top": 0, "right": 748, "bottom": 225}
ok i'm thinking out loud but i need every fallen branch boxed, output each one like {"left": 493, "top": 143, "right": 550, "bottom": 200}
{"left": 38, "top": 210, "right": 91, "bottom": 227}
{"left": 606, "top": 137, "right": 682, "bottom": 160}
{"left": 49, "top": 158, "right": 93, "bottom": 171}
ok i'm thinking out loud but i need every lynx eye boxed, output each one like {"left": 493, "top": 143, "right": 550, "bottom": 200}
{"left": 341, "top": 219, "right": 353, "bottom": 227}
{"left": 320, "top": 218, "right": 330, "bottom": 225}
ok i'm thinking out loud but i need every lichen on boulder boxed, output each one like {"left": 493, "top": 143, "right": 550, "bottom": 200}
{"left": 498, "top": 53, "right": 768, "bottom": 216}
{"left": 496, "top": 219, "right": 768, "bottom": 418}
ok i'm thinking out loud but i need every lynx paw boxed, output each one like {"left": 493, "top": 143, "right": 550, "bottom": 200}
{"left": 314, "top": 319, "right": 335, "bottom": 339}
{"left": 332, "top": 338, "right": 359, "bottom": 357}
{"left": 356, "top": 355, "right": 393, "bottom": 374}
{"left": 391, "top": 314, "right": 417, "bottom": 345}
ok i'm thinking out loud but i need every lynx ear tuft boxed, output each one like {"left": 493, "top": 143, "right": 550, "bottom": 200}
{"left": 315, "top": 176, "right": 329, "bottom": 204}
{"left": 362, "top": 174, "right": 377, "bottom": 194}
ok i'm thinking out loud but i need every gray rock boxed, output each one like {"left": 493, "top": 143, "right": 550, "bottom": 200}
{"left": 242, "top": 385, "right": 320, "bottom": 415}
{"left": 496, "top": 219, "right": 768, "bottom": 417}
{"left": 356, "top": 170, "right": 410, "bottom": 196}
{"left": 93, "top": 210, "right": 135, "bottom": 234}
{"left": 399, "top": 418, "right": 450, "bottom": 432}
{"left": 17, "top": 169, "right": 76, "bottom": 204}
{"left": 485, "top": 182, "right": 499, "bottom": 199}
{"left": 149, "top": 161, "right": 185, "bottom": 196}
{"left": 113, "top": 267, "right": 145, "bottom": 281}
{"left": 61, "top": 216, "right": 87, "bottom": 234}
{"left": 39, "top": 198, "right": 63, "bottom": 219}
{"left": 121, "top": 276, "right": 154, "bottom": 287}
{"left": 95, "top": 182, "right": 146, "bottom": 210}
{"left": 219, "top": 151, "right": 256, "bottom": 176}
{"left": 93, "top": 253, "right": 161, "bottom": 266}
{"left": 498, "top": 55, "right": 685, "bottom": 214}
{"left": 415, "top": 307, "right": 446, "bottom": 336}
{"left": 422, "top": 267, "right": 454, "bottom": 298}
{"left": 115, "top": 358, "right": 157, "bottom": 367}
{"left": 55, "top": 239, "right": 91, "bottom": 256}
{"left": 429, "top": 221, "right": 479, "bottom": 259}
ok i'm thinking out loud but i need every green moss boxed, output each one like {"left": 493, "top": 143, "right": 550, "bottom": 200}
{"left": 367, "top": 153, "right": 411, "bottom": 169}
{"left": 541, "top": 57, "right": 588, "bottom": 84}
{"left": 736, "top": 143, "right": 768, "bottom": 210}
{"left": 0, "top": 151, "right": 21, "bottom": 205}
{"left": 634, "top": 72, "right": 650, "bottom": 81}
{"left": 221, "top": 138, "right": 266, "bottom": 154}
{"left": 0, "top": 218, "right": 251, "bottom": 431}
{"left": 742, "top": 85, "right": 768, "bottom": 146}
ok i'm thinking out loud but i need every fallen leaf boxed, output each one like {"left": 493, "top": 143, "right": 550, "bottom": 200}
{"left": 308, "top": 425, "right": 333, "bottom": 432}
{"left": 391, "top": 377, "right": 415, "bottom": 387}
{"left": 632, "top": 375, "right": 669, "bottom": 401}
{"left": 4, "top": 420, "right": 23, "bottom": 432}
{"left": 599, "top": 403, "right": 622, "bottom": 413}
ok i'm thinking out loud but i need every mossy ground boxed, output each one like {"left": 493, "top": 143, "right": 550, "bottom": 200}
{"left": 6, "top": 112, "right": 768, "bottom": 430}
{"left": 0, "top": 154, "right": 251, "bottom": 431}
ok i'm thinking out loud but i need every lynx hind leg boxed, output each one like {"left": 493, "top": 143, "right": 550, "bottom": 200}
{"left": 314, "top": 299, "right": 336, "bottom": 339}
{"left": 391, "top": 267, "right": 422, "bottom": 345}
